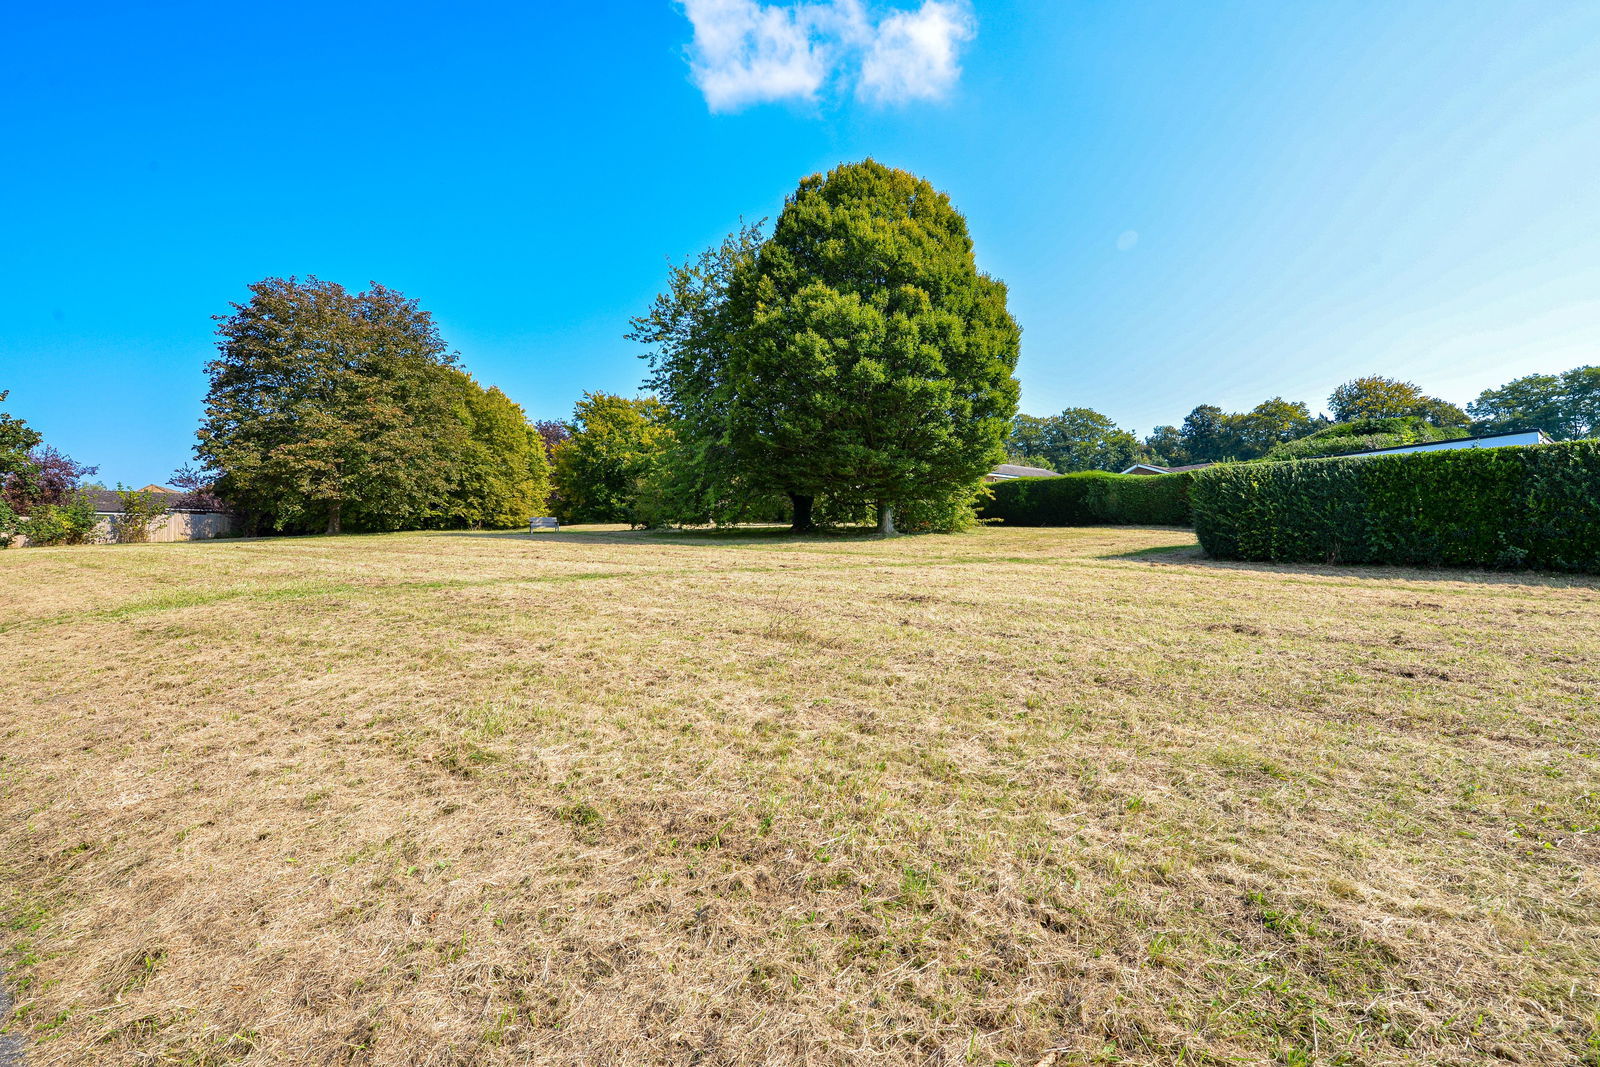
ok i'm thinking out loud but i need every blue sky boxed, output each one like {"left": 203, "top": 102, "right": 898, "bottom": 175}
{"left": 3, "top": 1, "right": 1598, "bottom": 485}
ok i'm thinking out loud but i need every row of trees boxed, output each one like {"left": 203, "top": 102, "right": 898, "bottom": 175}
{"left": 1468, "top": 365, "right": 1600, "bottom": 441}
{"left": 197, "top": 278, "right": 550, "bottom": 534}
{"left": 26, "top": 159, "right": 1597, "bottom": 537}
{"left": 190, "top": 162, "right": 1018, "bottom": 537}
{"left": 1007, "top": 369, "right": 1597, "bottom": 473}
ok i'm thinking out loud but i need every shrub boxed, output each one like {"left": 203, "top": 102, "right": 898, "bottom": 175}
{"left": 1264, "top": 417, "right": 1468, "bottom": 462}
{"left": 980, "top": 471, "right": 1195, "bottom": 526}
{"left": 0, "top": 498, "right": 17, "bottom": 548}
{"left": 1192, "top": 439, "right": 1600, "bottom": 571}
{"left": 19, "top": 490, "right": 101, "bottom": 546}
{"left": 894, "top": 484, "right": 991, "bottom": 533}
{"left": 112, "top": 486, "right": 172, "bottom": 543}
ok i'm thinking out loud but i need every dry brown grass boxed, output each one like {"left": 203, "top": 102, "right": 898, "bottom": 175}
{"left": 1, "top": 524, "right": 1598, "bottom": 1066}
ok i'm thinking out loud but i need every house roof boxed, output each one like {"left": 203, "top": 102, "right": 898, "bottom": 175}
{"left": 85, "top": 488, "right": 229, "bottom": 514}
{"left": 1121, "top": 462, "right": 1214, "bottom": 474}
{"left": 988, "top": 463, "right": 1062, "bottom": 479}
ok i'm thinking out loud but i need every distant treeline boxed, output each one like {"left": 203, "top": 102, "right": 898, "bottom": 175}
{"left": 1006, "top": 368, "right": 1600, "bottom": 473}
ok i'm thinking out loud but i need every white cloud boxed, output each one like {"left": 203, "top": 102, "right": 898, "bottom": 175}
{"left": 678, "top": 0, "right": 975, "bottom": 113}
{"left": 858, "top": 2, "right": 975, "bottom": 104}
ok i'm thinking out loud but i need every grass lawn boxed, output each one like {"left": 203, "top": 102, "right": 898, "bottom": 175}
{"left": 2, "top": 525, "right": 1598, "bottom": 1066}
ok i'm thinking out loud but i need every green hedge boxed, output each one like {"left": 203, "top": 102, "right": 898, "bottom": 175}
{"left": 1192, "top": 440, "right": 1600, "bottom": 570}
{"left": 981, "top": 471, "right": 1195, "bottom": 526}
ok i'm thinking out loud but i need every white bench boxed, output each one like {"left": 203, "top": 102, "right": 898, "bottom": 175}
{"left": 529, "top": 517, "right": 560, "bottom": 532}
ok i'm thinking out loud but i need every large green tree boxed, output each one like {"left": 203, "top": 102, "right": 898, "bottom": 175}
{"left": 1468, "top": 365, "right": 1600, "bottom": 441}
{"left": 200, "top": 277, "right": 467, "bottom": 533}
{"left": 723, "top": 160, "right": 1020, "bottom": 535}
{"left": 548, "top": 393, "right": 672, "bottom": 525}
{"left": 1329, "top": 375, "right": 1468, "bottom": 427}
{"left": 442, "top": 371, "right": 551, "bottom": 528}
{"left": 1153, "top": 398, "right": 1322, "bottom": 464}
{"left": 1177, "top": 404, "right": 1235, "bottom": 462}
{"left": 1234, "top": 397, "right": 1320, "bottom": 456}
{"left": 627, "top": 222, "right": 783, "bottom": 526}
{"left": 0, "top": 391, "right": 41, "bottom": 539}
{"left": 0, "top": 391, "right": 43, "bottom": 506}
{"left": 1007, "top": 409, "right": 1139, "bottom": 472}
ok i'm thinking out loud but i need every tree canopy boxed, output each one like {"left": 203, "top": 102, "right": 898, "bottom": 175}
{"left": 443, "top": 372, "right": 552, "bottom": 529}
{"left": 1, "top": 391, "right": 98, "bottom": 524}
{"left": 1007, "top": 409, "right": 1139, "bottom": 473}
{"left": 1329, "top": 375, "right": 1469, "bottom": 427}
{"left": 627, "top": 222, "right": 781, "bottom": 527}
{"left": 1468, "top": 365, "right": 1600, "bottom": 441}
{"left": 0, "top": 391, "right": 43, "bottom": 518}
{"left": 720, "top": 160, "right": 1021, "bottom": 534}
{"left": 199, "top": 276, "right": 546, "bottom": 533}
{"left": 548, "top": 393, "right": 672, "bottom": 525}
{"left": 1146, "top": 398, "right": 1322, "bottom": 464}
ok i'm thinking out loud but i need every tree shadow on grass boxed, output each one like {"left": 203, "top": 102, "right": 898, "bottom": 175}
{"left": 429, "top": 525, "right": 893, "bottom": 549}
{"left": 1104, "top": 542, "right": 1600, "bottom": 590}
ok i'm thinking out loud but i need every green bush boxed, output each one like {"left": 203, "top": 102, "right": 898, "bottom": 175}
{"left": 1192, "top": 439, "right": 1600, "bottom": 571}
{"left": 112, "top": 486, "right": 171, "bottom": 544}
{"left": 1264, "top": 416, "right": 1467, "bottom": 462}
{"left": 19, "top": 491, "right": 101, "bottom": 546}
{"left": 980, "top": 471, "right": 1195, "bottom": 526}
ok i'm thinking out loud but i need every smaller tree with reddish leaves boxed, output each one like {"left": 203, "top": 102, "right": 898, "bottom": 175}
{"left": 534, "top": 420, "right": 571, "bottom": 459}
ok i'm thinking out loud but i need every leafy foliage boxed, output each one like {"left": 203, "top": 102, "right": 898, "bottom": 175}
{"left": 627, "top": 221, "right": 788, "bottom": 527}
{"left": 441, "top": 373, "right": 551, "bottom": 529}
{"left": 169, "top": 463, "right": 227, "bottom": 512}
{"left": 723, "top": 160, "right": 1021, "bottom": 533}
{"left": 980, "top": 471, "right": 1196, "bottom": 526}
{"left": 199, "top": 277, "right": 545, "bottom": 534}
{"left": 533, "top": 420, "right": 571, "bottom": 459}
{"left": 112, "top": 486, "right": 172, "bottom": 544}
{"left": 1264, "top": 417, "right": 1468, "bottom": 461}
{"left": 1192, "top": 439, "right": 1600, "bottom": 570}
{"left": 548, "top": 394, "right": 672, "bottom": 525}
{"left": 1328, "top": 375, "right": 1469, "bottom": 427}
{"left": 8, "top": 445, "right": 99, "bottom": 512}
{"left": 1, "top": 393, "right": 99, "bottom": 516}
{"left": 1468, "top": 365, "right": 1600, "bottom": 441}
{"left": 1007, "top": 409, "right": 1138, "bottom": 472}
{"left": 19, "top": 490, "right": 100, "bottom": 546}
{"left": 0, "top": 390, "right": 43, "bottom": 491}
{"left": 200, "top": 277, "right": 462, "bottom": 533}
{"left": 1151, "top": 399, "right": 1324, "bottom": 464}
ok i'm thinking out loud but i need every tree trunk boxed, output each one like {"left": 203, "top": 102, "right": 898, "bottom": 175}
{"left": 789, "top": 493, "right": 814, "bottom": 533}
{"left": 326, "top": 499, "right": 342, "bottom": 535}
{"left": 876, "top": 501, "right": 896, "bottom": 537}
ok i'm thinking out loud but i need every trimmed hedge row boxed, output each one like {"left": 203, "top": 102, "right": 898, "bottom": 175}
{"left": 1192, "top": 439, "right": 1600, "bottom": 571}
{"left": 981, "top": 471, "right": 1195, "bottom": 526}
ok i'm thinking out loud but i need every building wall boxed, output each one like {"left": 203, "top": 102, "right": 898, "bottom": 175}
{"left": 135, "top": 511, "right": 238, "bottom": 542}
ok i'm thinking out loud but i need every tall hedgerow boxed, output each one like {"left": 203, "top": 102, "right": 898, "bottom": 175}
{"left": 1192, "top": 440, "right": 1600, "bottom": 570}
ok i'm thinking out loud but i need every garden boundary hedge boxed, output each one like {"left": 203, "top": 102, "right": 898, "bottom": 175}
{"left": 981, "top": 471, "right": 1194, "bottom": 526}
{"left": 1191, "top": 439, "right": 1600, "bottom": 571}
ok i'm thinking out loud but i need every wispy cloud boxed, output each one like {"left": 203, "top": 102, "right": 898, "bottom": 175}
{"left": 679, "top": 0, "right": 976, "bottom": 113}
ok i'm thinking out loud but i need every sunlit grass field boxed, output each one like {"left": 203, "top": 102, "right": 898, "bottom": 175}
{"left": 2, "top": 525, "right": 1597, "bottom": 1065}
